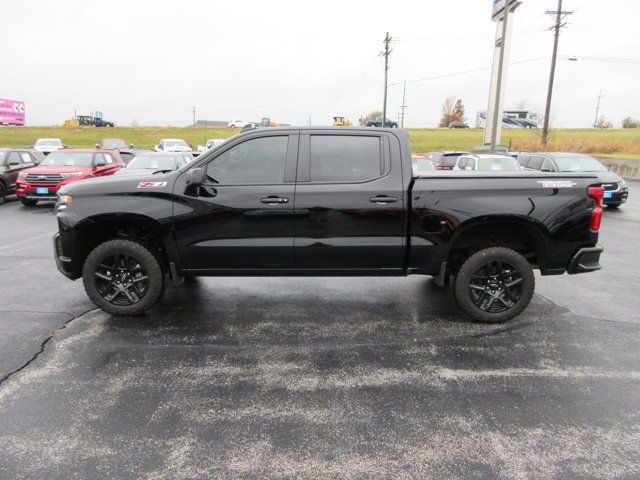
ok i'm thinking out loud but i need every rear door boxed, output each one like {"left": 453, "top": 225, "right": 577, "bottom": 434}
{"left": 293, "top": 131, "right": 406, "bottom": 271}
{"left": 172, "top": 132, "right": 298, "bottom": 270}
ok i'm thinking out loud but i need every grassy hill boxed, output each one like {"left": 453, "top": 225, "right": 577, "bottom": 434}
{"left": 1, "top": 126, "right": 638, "bottom": 158}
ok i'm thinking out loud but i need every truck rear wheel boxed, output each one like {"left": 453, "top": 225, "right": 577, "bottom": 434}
{"left": 454, "top": 247, "right": 535, "bottom": 323}
{"left": 82, "top": 239, "right": 165, "bottom": 316}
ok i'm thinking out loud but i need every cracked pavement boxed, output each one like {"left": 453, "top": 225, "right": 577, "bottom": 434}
{"left": 0, "top": 184, "right": 638, "bottom": 479}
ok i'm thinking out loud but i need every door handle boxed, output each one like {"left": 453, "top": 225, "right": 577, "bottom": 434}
{"left": 369, "top": 195, "right": 398, "bottom": 204}
{"left": 260, "top": 196, "right": 289, "bottom": 204}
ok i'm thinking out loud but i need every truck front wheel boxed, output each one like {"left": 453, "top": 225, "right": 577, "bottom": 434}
{"left": 454, "top": 247, "right": 535, "bottom": 323}
{"left": 82, "top": 239, "right": 165, "bottom": 316}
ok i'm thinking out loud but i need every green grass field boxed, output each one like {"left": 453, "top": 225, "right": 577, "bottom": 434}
{"left": 1, "top": 126, "right": 639, "bottom": 158}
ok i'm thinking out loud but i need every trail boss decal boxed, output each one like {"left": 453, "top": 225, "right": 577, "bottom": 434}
{"left": 137, "top": 181, "right": 167, "bottom": 189}
{"left": 537, "top": 180, "right": 578, "bottom": 188}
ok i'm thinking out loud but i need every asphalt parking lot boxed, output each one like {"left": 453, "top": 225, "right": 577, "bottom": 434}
{"left": 0, "top": 185, "right": 639, "bottom": 479}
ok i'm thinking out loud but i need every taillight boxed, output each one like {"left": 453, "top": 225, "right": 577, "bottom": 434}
{"left": 587, "top": 186, "right": 604, "bottom": 231}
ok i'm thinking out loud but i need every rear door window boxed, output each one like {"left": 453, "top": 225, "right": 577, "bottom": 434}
{"left": 309, "top": 135, "right": 381, "bottom": 182}
{"left": 19, "top": 152, "right": 33, "bottom": 164}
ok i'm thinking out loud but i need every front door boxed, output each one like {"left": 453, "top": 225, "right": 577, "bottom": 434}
{"left": 173, "top": 132, "right": 298, "bottom": 271}
{"left": 292, "top": 132, "right": 406, "bottom": 271}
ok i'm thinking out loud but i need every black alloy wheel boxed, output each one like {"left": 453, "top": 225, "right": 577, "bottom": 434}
{"left": 94, "top": 253, "right": 149, "bottom": 306}
{"left": 467, "top": 260, "right": 522, "bottom": 313}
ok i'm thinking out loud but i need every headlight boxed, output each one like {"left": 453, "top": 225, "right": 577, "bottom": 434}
{"left": 60, "top": 171, "right": 84, "bottom": 179}
{"left": 619, "top": 180, "right": 627, "bottom": 188}
{"left": 57, "top": 194, "right": 73, "bottom": 209}
{"left": 18, "top": 171, "right": 28, "bottom": 178}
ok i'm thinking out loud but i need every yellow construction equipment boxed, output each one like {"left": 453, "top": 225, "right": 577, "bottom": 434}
{"left": 332, "top": 116, "right": 352, "bottom": 127}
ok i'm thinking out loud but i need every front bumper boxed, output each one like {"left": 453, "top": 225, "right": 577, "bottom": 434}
{"left": 567, "top": 246, "right": 603, "bottom": 274}
{"left": 603, "top": 189, "right": 628, "bottom": 205}
{"left": 53, "top": 232, "right": 76, "bottom": 280}
{"left": 17, "top": 181, "right": 63, "bottom": 200}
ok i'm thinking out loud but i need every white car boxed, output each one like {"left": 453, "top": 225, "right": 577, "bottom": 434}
{"left": 227, "top": 120, "right": 251, "bottom": 128}
{"left": 155, "top": 138, "right": 192, "bottom": 153}
{"left": 197, "top": 138, "right": 226, "bottom": 153}
{"left": 453, "top": 154, "right": 522, "bottom": 172}
{"left": 32, "top": 138, "right": 65, "bottom": 155}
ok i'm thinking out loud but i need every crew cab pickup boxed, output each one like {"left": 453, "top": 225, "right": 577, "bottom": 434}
{"left": 53, "top": 127, "right": 604, "bottom": 323}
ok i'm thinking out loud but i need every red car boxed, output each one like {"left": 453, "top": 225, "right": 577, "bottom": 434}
{"left": 16, "top": 149, "right": 124, "bottom": 206}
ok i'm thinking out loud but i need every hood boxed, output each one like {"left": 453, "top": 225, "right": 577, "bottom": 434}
{"left": 60, "top": 170, "right": 179, "bottom": 195}
{"left": 591, "top": 170, "right": 623, "bottom": 184}
{"left": 22, "top": 164, "right": 93, "bottom": 174}
{"left": 114, "top": 168, "right": 169, "bottom": 175}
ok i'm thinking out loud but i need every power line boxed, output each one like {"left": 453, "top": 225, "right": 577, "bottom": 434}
{"left": 541, "top": 0, "right": 573, "bottom": 145}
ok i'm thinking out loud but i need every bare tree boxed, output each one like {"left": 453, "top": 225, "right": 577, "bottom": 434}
{"left": 438, "top": 96, "right": 456, "bottom": 127}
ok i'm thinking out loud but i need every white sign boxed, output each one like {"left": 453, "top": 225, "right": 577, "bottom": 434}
{"left": 492, "top": 0, "right": 522, "bottom": 21}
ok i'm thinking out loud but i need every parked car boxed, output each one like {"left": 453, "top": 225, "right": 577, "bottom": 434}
{"left": 228, "top": 120, "right": 251, "bottom": 128}
{"left": 96, "top": 139, "right": 133, "bottom": 150}
{"left": 518, "top": 152, "right": 628, "bottom": 208}
{"left": 55, "top": 127, "right": 604, "bottom": 324}
{"left": 0, "top": 148, "right": 45, "bottom": 204}
{"left": 155, "top": 139, "right": 193, "bottom": 153}
{"left": 424, "top": 151, "right": 469, "bottom": 170}
{"left": 411, "top": 155, "right": 435, "bottom": 175}
{"left": 16, "top": 149, "right": 124, "bottom": 206}
{"left": 454, "top": 154, "right": 522, "bottom": 172}
{"left": 366, "top": 117, "right": 398, "bottom": 128}
{"left": 115, "top": 152, "right": 192, "bottom": 175}
{"left": 197, "top": 139, "right": 227, "bottom": 153}
{"left": 32, "top": 138, "right": 65, "bottom": 155}
{"left": 448, "top": 121, "right": 469, "bottom": 129}
{"left": 517, "top": 119, "right": 537, "bottom": 129}
{"left": 502, "top": 117, "right": 523, "bottom": 128}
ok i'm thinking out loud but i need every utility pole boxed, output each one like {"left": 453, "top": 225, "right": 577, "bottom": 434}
{"left": 541, "top": 0, "right": 573, "bottom": 145}
{"left": 381, "top": 32, "right": 392, "bottom": 128}
{"left": 191, "top": 106, "right": 197, "bottom": 127}
{"left": 593, "top": 90, "right": 603, "bottom": 128}
{"left": 400, "top": 81, "right": 407, "bottom": 128}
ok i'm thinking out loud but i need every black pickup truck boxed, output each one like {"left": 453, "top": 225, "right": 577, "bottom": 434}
{"left": 53, "top": 127, "right": 604, "bottom": 323}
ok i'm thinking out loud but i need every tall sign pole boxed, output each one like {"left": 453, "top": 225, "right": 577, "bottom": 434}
{"left": 483, "top": 0, "right": 522, "bottom": 152}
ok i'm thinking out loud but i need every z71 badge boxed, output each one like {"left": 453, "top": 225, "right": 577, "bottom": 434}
{"left": 537, "top": 180, "right": 577, "bottom": 188}
{"left": 137, "top": 181, "right": 167, "bottom": 189}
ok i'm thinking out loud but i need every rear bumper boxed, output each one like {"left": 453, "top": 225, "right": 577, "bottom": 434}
{"left": 53, "top": 232, "right": 76, "bottom": 280}
{"left": 567, "top": 246, "right": 603, "bottom": 274}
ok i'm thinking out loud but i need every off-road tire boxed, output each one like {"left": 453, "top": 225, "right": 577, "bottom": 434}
{"left": 454, "top": 247, "right": 535, "bottom": 324}
{"left": 82, "top": 239, "right": 165, "bottom": 316}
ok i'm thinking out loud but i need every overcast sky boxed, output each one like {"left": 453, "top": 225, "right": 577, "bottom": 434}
{"left": 2, "top": 0, "right": 638, "bottom": 128}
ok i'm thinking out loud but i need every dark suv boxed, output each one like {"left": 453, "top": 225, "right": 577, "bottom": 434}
{"left": 0, "top": 149, "right": 45, "bottom": 204}
{"left": 366, "top": 117, "right": 398, "bottom": 128}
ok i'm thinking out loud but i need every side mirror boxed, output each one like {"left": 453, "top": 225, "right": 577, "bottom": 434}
{"left": 95, "top": 143, "right": 100, "bottom": 148}
{"left": 186, "top": 167, "right": 205, "bottom": 186}
{"left": 129, "top": 144, "right": 134, "bottom": 148}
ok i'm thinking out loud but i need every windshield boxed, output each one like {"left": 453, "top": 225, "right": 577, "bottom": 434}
{"left": 102, "top": 139, "right": 126, "bottom": 148}
{"left": 412, "top": 157, "right": 434, "bottom": 174}
{"left": 477, "top": 157, "right": 520, "bottom": 171}
{"left": 554, "top": 156, "right": 607, "bottom": 172}
{"left": 165, "top": 140, "right": 188, "bottom": 148}
{"left": 40, "top": 152, "right": 93, "bottom": 166}
{"left": 36, "top": 139, "right": 62, "bottom": 147}
{"left": 127, "top": 154, "right": 183, "bottom": 170}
